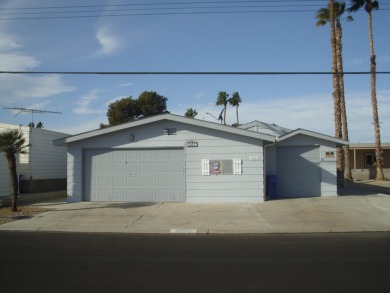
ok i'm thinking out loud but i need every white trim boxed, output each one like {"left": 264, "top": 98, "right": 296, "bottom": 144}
{"left": 233, "top": 158, "right": 242, "bottom": 175}
{"left": 202, "top": 159, "right": 210, "bottom": 176}
{"left": 277, "top": 128, "right": 347, "bottom": 146}
{"left": 54, "top": 114, "right": 275, "bottom": 146}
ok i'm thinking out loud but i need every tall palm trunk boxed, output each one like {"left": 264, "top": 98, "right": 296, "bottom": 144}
{"left": 236, "top": 105, "right": 239, "bottom": 125}
{"left": 6, "top": 153, "right": 19, "bottom": 211}
{"left": 330, "top": 0, "right": 343, "bottom": 176}
{"left": 367, "top": 11, "right": 385, "bottom": 180}
{"left": 336, "top": 21, "right": 353, "bottom": 181}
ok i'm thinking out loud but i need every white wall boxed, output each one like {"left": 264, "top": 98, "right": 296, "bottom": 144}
{"left": 66, "top": 120, "right": 265, "bottom": 203}
{"left": 0, "top": 123, "right": 68, "bottom": 181}
{"left": 28, "top": 128, "right": 67, "bottom": 179}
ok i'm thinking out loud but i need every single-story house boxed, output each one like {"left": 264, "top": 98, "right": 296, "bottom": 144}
{"left": 54, "top": 114, "right": 346, "bottom": 203}
{"left": 0, "top": 123, "right": 68, "bottom": 197}
{"left": 349, "top": 143, "right": 390, "bottom": 180}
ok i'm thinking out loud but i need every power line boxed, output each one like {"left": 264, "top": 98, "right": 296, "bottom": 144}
{"left": 0, "top": 4, "right": 329, "bottom": 16}
{"left": 1, "top": 71, "right": 390, "bottom": 75}
{"left": 0, "top": 1, "right": 335, "bottom": 11}
{"left": 0, "top": 1, "right": 388, "bottom": 20}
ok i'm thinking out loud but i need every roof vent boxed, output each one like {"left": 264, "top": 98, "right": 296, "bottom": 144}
{"left": 163, "top": 128, "right": 177, "bottom": 135}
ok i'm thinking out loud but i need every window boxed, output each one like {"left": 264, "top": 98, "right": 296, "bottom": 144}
{"left": 364, "top": 153, "right": 376, "bottom": 168}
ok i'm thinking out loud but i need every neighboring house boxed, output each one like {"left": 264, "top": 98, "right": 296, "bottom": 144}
{"left": 0, "top": 123, "right": 68, "bottom": 197}
{"left": 54, "top": 114, "right": 346, "bottom": 203}
{"left": 349, "top": 143, "right": 390, "bottom": 180}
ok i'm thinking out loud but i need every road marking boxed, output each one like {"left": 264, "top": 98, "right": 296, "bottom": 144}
{"left": 170, "top": 228, "right": 197, "bottom": 234}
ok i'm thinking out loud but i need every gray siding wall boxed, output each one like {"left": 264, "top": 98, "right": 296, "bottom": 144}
{"left": 66, "top": 121, "right": 265, "bottom": 203}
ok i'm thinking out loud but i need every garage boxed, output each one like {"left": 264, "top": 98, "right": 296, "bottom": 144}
{"left": 277, "top": 146, "right": 321, "bottom": 198}
{"left": 84, "top": 148, "right": 185, "bottom": 202}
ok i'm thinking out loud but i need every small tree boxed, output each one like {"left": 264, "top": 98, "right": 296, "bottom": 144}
{"left": 185, "top": 108, "right": 198, "bottom": 118}
{"left": 106, "top": 97, "right": 141, "bottom": 126}
{"left": 0, "top": 129, "right": 28, "bottom": 211}
{"left": 137, "top": 91, "right": 168, "bottom": 117}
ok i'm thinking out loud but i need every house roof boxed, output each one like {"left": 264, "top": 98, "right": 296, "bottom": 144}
{"left": 0, "top": 123, "right": 68, "bottom": 136}
{"left": 277, "top": 128, "right": 348, "bottom": 146}
{"left": 239, "top": 120, "right": 292, "bottom": 136}
{"left": 349, "top": 143, "right": 390, "bottom": 149}
{"left": 54, "top": 113, "right": 276, "bottom": 146}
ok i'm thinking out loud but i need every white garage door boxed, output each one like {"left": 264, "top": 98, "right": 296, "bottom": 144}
{"left": 84, "top": 149, "right": 185, "bottom": 202}
{"left": 277, "top": 146, "right": 321, "bottom": 198}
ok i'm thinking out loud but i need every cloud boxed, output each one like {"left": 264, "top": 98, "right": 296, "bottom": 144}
{"left": 116, "top": 82, "right": 133, "bottom": 88}
{"left": 93, "top": 26, "right": 120, "bottom": 56}
{"left": 73, "top": 90, "right": 106, "bottom": 115}
{"left": 0, "top": 33, "right": 40, "bottom": 70}
{"left": 195, "top": 92, "right": 204, "bottom": 99}
{"left": 0, "top": 74, "right": 75, "bottom": 104}
{"left": 0, "top": 32, "right": 75, "bottom": 106}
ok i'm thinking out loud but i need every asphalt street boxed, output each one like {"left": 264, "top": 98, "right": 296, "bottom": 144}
{"left": 0, "top": 232, "right": 389, "bottom": 293}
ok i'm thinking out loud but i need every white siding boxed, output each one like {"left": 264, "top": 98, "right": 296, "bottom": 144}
{"left": 66, "top": 121, "right": 265, "bottom": 203}
{"left": 0, "top": 124, "right": 67, "bottom": 181}
{"left": 27, "top": 128, "right": 67, "bottom": 179}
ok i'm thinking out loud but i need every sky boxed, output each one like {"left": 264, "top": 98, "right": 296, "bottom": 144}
{"left": 0, "top": 0, "right": 389, "bottom": 143}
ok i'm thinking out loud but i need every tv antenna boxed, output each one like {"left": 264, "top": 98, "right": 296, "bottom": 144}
{"left": 3, "top": 107, "right": 62, "bottom": 125}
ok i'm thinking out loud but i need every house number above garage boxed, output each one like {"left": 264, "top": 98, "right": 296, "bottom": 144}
{"left": 186, "top": 140, "right": 198, "bottom": 147}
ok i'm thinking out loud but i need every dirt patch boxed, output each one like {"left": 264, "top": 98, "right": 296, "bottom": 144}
{"left": 0, "top": 207, "right": 50, "bottom": 225}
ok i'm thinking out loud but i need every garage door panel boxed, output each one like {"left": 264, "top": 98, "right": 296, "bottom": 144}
{"left": 112, "top": 162, "right": 125, "bottom": 173}
{"left": 97, "top": 189, "right": 111, "bottom": 201}
{"left": 277, "top": 146, "right": 321, "bottom": 198}
{"left": 126, "top": 176, "right": 139, "bottom": 186}
{"left": 112, "top": 189, "right": 125, "bottom": 200}
{"left": 84, "top": 148, "right": 184, "bottom": 202}
{"left": 141, "top": 162, "right": 153, "bottom": 173}
{"left": 112, "top": 176, "right": 125, "bottom": 186}
{"left": 156, "top": 176, "right": 169, "bottom": 187}
{"left": 126, "top": 162, "right": 139, "bottom": 173}
{"left": 141, "top": 150, "right": 154, "bottom": 160}
{"left": 171, "top": 176, "right": 183, "bottom": 187}
{"left": 97, "top": 176, "right": 110, "bottom": 186}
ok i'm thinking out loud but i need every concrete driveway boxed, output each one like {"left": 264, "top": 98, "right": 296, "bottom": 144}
{"left": 1, "top": 189, "right": 389, "bottom": 234}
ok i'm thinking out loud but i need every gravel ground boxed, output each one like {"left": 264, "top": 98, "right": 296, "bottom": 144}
{"left": 0, "top": 207, "right": 50, "bottom": 225}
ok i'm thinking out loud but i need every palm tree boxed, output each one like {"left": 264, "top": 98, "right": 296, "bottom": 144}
{"left": 216, "top": 91, "right": 229, "bottom": 125}
{"left": 228, "top": 92, "right": 242, "bottom": 126}
{"left": 0, "top": 129, "right": 28, "bottom": 211}
{"left": 327, "top": 0, "right": 344, "bottom": 176}
{"left": 348, "top": 0, "right": 384, "bottom": 180}
{"left": 184, "top": 108, "right": 198, "bottom": 118}
{"left": 316, "top": 1, "right": 353, "bottom": 181}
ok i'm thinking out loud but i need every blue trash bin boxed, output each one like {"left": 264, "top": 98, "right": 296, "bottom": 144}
{"left": 266, "top": 175, "right": 278, "bottom": 200}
